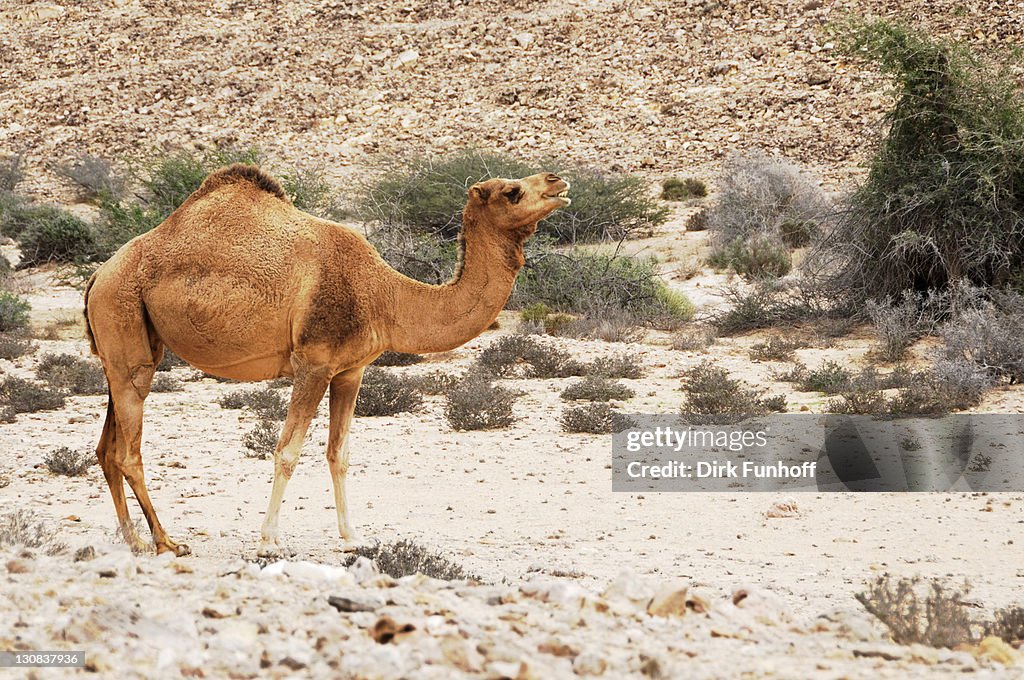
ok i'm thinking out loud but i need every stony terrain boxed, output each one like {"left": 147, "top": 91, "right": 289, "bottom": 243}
{"left": 3, "top": 0, "right": 1024, "bottom": 678}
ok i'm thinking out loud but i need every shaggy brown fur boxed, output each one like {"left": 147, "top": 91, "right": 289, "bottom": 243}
{"left": 84, "top": 165, "right": 569, "bottom": 557}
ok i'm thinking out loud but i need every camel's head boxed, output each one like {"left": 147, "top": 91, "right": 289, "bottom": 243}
{"left": 466, "top": 173, "right": 570, "bottom": 235}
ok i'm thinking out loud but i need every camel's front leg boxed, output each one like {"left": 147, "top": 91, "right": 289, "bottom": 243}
{"left": 258, "top": 362, "right": 332, "bottom": 558}
{"left": 326, "top": 367, "right": 364, "bottom": 548}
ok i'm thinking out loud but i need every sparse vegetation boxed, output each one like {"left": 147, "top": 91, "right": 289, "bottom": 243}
{"left": 150, "top": 374, "right": 184, "bottom": 393}
{"left": 0, "top": 332, "right": 35, "bottom": 360}
{"left": 0, "top": 154, "right": 23, "bottom": 191}
{"left": 0, "top": 291, "right": 30, "bottom": 333}
{"left": 0, "top": 508, "right": 66, "bottom": 555}
{"left": 14, "top": 209, "right": 96, "bottom": 267}
{"left": 0, "top": 376, "right": 66, "bottom": 416}
{"left": 800, "top": 360, "right": 853, "bottom": 394}
{"left": 680, "top": 361, "right": 786, "bottom": 423}
{"left": 940, "top": 291, "right": 1024, "bottom": 385}
{"left": 985, "top": 606, "right": 1024, "bottom": 644}
{"left": 661, "top": 177, "right": 707, "bottom": 201}
{"left": 856, "top": 575, "right": 975, "bottom": 648}
{"left": 359, "top": 149, "right": 668, "bottom": 244}
{"left": 218, "top": 386, "right": 289, "bottom": 420}
{"left": 708, "top": 233, "right": 792, "bottom": 278}
{"left": 560, "top": 403, "right": 633, "bottom": 434}
{"left": 444, "top": 373, "right": 518, "bottom": 430}
{"left": 588, "top": 353, "right": 643, "bottom": 379}
{"left": 477, "top": 334, "right": 583, "bottom": 379}
{"left": 865, "top": 292, "right": 937, "bottom": 361}
{"left": 44, "top": 447, "right": 95, "bottom": 476}
{"left": 561, "top": 375, "right": 634, "bottom": 402}
{"left": 749, "top": 336, "right": 799, "bottom": 362}
{"left": 36, "top": 353, "right": 107, "bottom": 395}
{"left": 713, "top": 280, "right": 827, "bottom": 335}
{"left": 243, "top": 420, "right": 279, "bottom": 460}
{"left": 344, "top": 538, "right": 477, "bottom": 581}
{"left": 671, "top": 325, "right": 716, "bottom": 351}
{"left": 354, "top": 367, "right": 423, "bottom": 417}
{"left": 58, "top": 155, "right": 125, "bottom": 200}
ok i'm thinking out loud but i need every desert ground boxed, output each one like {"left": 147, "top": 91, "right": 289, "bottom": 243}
{"left": 2, "top": 0, "right": 1024, "bottom": 678}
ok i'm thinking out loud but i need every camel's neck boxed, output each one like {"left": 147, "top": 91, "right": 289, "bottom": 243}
{"left": 388, "top": 211, "right": 527, "bottom": 354}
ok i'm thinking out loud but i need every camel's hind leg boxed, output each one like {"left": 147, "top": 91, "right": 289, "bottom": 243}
{"left": 95, "top": 395, "right": 136, "bottom": 547}
{"left": 258, "top": 360, "right": 332, "bottom": 557}
{"left": 326, "top": 367, "right": 364, "bottom": 547}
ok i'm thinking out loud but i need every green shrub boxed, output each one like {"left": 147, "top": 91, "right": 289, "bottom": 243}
{"left": 368, "top": 225, "right": 460, "bottom": 285}
{"left": 511, "top": 248, "right": 693, "bottom": 325}
{"left": 680, "top": 361, "right": 786, "bottom": 423}
{"left": 477, "top": 334, "right": 584, "bottom": 379}
{"left": 36, "top": 353, "right": 107, "bottom": 395}
{"left": 814, "top": 20, "right": 1024, "bottom": 303}
{"left": 800, "top": 360, "right": 853, "bottom": 394}
{"left": 713, "top": 280, "right": 828, "bottom": 335}
{"left": 354, "top": 367, "right": 423, "bottom": 416}
{"left": 16, "top": 209, "right": 95, "bottom": 267}
{"left": 708, "top": 233, "right": 792, "bottom": 278}
{"left": 359, "top": 149, "right": 668, "bottom": 244}
{"left": 561, "top": 375, "right": 634, "bottom": 402}
{"left": 0, "top": 376, "right": 65, "bottom": 415}
{"left": 280, "top": 164, "right": 343, "bottom": 219}
{"left": 661, "top": 177, "right": 707, "bottom": 201}
{"left": 0, "top": 292, "right": 30, "bottom": 333}
{"left": 44, "top": 447, "right": 95, "bottom": 476}
{"left": 444, "top": 373, "right": 518, "bottom": 430}
{"left": 560, "top": 403, "right": 633, "bottom": 434}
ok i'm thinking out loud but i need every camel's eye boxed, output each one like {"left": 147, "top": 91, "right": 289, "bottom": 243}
{"left": 503, "top": 185, "right": 522, "bottom": 204}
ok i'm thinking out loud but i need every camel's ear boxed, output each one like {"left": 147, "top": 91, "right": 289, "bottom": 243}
{"left": 470, "top": 183, "right": 491, "bottom": 204}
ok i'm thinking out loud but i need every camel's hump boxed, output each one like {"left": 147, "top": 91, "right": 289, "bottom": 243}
{"left": 193, "top": 163, "right": 289, "bottom": 202}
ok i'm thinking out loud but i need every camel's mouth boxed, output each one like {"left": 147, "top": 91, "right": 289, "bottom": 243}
{"left": 544, "top": 185, "right": 571, "bottom": 206}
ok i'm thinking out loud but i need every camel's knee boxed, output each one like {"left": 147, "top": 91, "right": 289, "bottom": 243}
{"left": 129, "top": 363, "right": 156, "bottom": 399}
{"left": 275, "top": 448, "right": 301, "bottom": 478}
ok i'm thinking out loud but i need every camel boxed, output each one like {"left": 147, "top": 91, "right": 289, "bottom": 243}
{"left": 83, "top": 163, "right": 570, "bottom": 557}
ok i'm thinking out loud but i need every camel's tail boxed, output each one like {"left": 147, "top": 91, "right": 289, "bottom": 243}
{"left": 83, "top": 272, "right": 98, "bottom": 355}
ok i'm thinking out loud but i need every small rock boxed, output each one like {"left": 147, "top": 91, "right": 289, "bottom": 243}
{"left": 327, "top": 593, "right": 382, "bottom": 613}
{"left": 441, "top": 635, "right": 484, "bottom": 673}
{"left": 538, "top": 638, "right": 578, "bottom": 658}
{"left": 514, "top": 32, "right": 534, "bottom": 48}
{"left": 646, "top": 580, "right": 691, "bottom": 617}
{"left": 392, "top": 49, "right": 419, "bottom": 70}
{"left": 348, "top": 556, "right": 380, "bottom": 585}
{"left": 766, "top": 497, "right": 799, "bottom": 518}
{"left": 573, "top": 651, "right": 607, "bottom": 676}
{"left": 6, "top": 558, "right": 29, "bottom": 574}
{"left": 975, "top": 635, "right": 1020, "bottom": 665}
{"left": 202, "top": 604, "right": 237, "bottom": 619}
{"left": 486, "top": 660, "right": 529, "bottom": 679}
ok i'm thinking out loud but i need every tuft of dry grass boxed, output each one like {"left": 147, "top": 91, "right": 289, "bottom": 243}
{"left": 445, "top": 373, "right": 518, "bottom": 430}
{"left": 856, "top": 575, "right": 976, "bottom": 649}
{"left": 343, "top": 538, "right": 478, "bottom": 581}
{"left": 44, "top": 447, "right": 95, "bottom": 476}
{"left": 0, "top": 508, "right": 66, "bottom": 555}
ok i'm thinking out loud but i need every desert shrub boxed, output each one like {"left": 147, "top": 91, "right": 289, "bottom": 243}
{"left": 58, "top": 155, "right": 125, "bottom": 200}
{"left": 44, "top": 447, "right": 95, "bottom": 476}
{"left": 156, "top": 348, "right": 188, "bottom": 371}
{"left": 36, "top": 353, "right": 107, "bottom": 395}
{"left": 749, "top": 336, "right": 799, "bottom": 362}
{"left": 561, "top": 375, "right": 634, "bottom": 402}
{"left": 705, "top": 150, "right": 827, "bottom": 277}
{"left": 552, "top": 310, "right": 644, "bottom": 342}
{"left": 344, "top": 538, "right": 476, "bottom": 581}
{"left": 814, "top": 20, "right": 1024, "bottom": 304}
{"left": 512, "top": 248, "right": 693, "bottom": 326}
{"left": 359, "top": 149, "right": 668, "bottom": 244}
{"left": 0, "top": 508, "right": 65, "bottom": 555}
{"left": 661, "top": 177, "right": 707, "bottom": 201}
{"left": 16, "top": 209, "right": 96, "bottom": 267}
{"left": 354, "top": 367, "right": 423, "bottom": 416}
{"left": 413, "top": 370, "right": 461, "bottom": 395}
{"left": 940, "top": 294, "right": 1024, "bottom": 384}
{"left": 686, "top": 209, "right": 709, "bottom": 232}
{"left": 0, "top": 332, "right": 35, "bottom": 360}
{"left": 150, "top": 374, "right": 183, "bottom": 393}
{"left": 0, "top": 154, "right": 23, "bottom": 191}
{"left": 856, "top": 575, "right": 975, "bottom": 648}
{"left": 865, "top": 291, "right": 941, "bottom": 361}
{"left": 0, "top": 292, "right": 30, "bottom": 333}
{"left": 368, "top": 225, "right": 460, "bottom": 285}
{"left": 671, "top": 325, "right": 716, "bottom": 351}
{"left": 477, "top": 334, "right": 585, "bottom": 379}
{"left": 0, "top": 376, "right": 65, "bottom": 415}
{"left": 444, "top": 373, "right": 518, "bottom": 430}
{"left": 560, "top": 403, "right": 633, "bottom": 434}
{"left": 373, "top": 351, "right": 423, "bottom": 367}
{"left": 243, "top": 420, "right": 279, "bottom": 460}
{"left": 588, "top": 353, "right": 643, "bottom": 379}
{"left": 713, "top": 279, "right": 830, "bottom": 335}
{"left": 680, "top": 361, "right": 786, "bottom": 423}
{"left": 800, "top": 360, "right": 853, "bottom": 394}
{"left": 985, "top": 607, "right": 1024, "bottom": 644}
{"left": 218, "top": 386, "right": 288, "bottom": 420}
{"left": 708, "top": 233, "right": 792, "bottom": 278}
{"left": 827, "top": 362, "right": 985, "bottom": 415}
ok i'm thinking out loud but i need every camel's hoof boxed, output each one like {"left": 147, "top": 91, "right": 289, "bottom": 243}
{"left": 256, "top": 543, "right": 296, "bottom": 559}
{"left": 340, "top": 536, "right": 379, "bottom": 553}
{"left": 157, "top": 542, "right": 191, "bottom": 557}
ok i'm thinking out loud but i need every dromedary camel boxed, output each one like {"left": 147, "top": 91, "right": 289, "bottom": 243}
{"left": 84, "top": 164, "right": 570, "bottom": 557}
